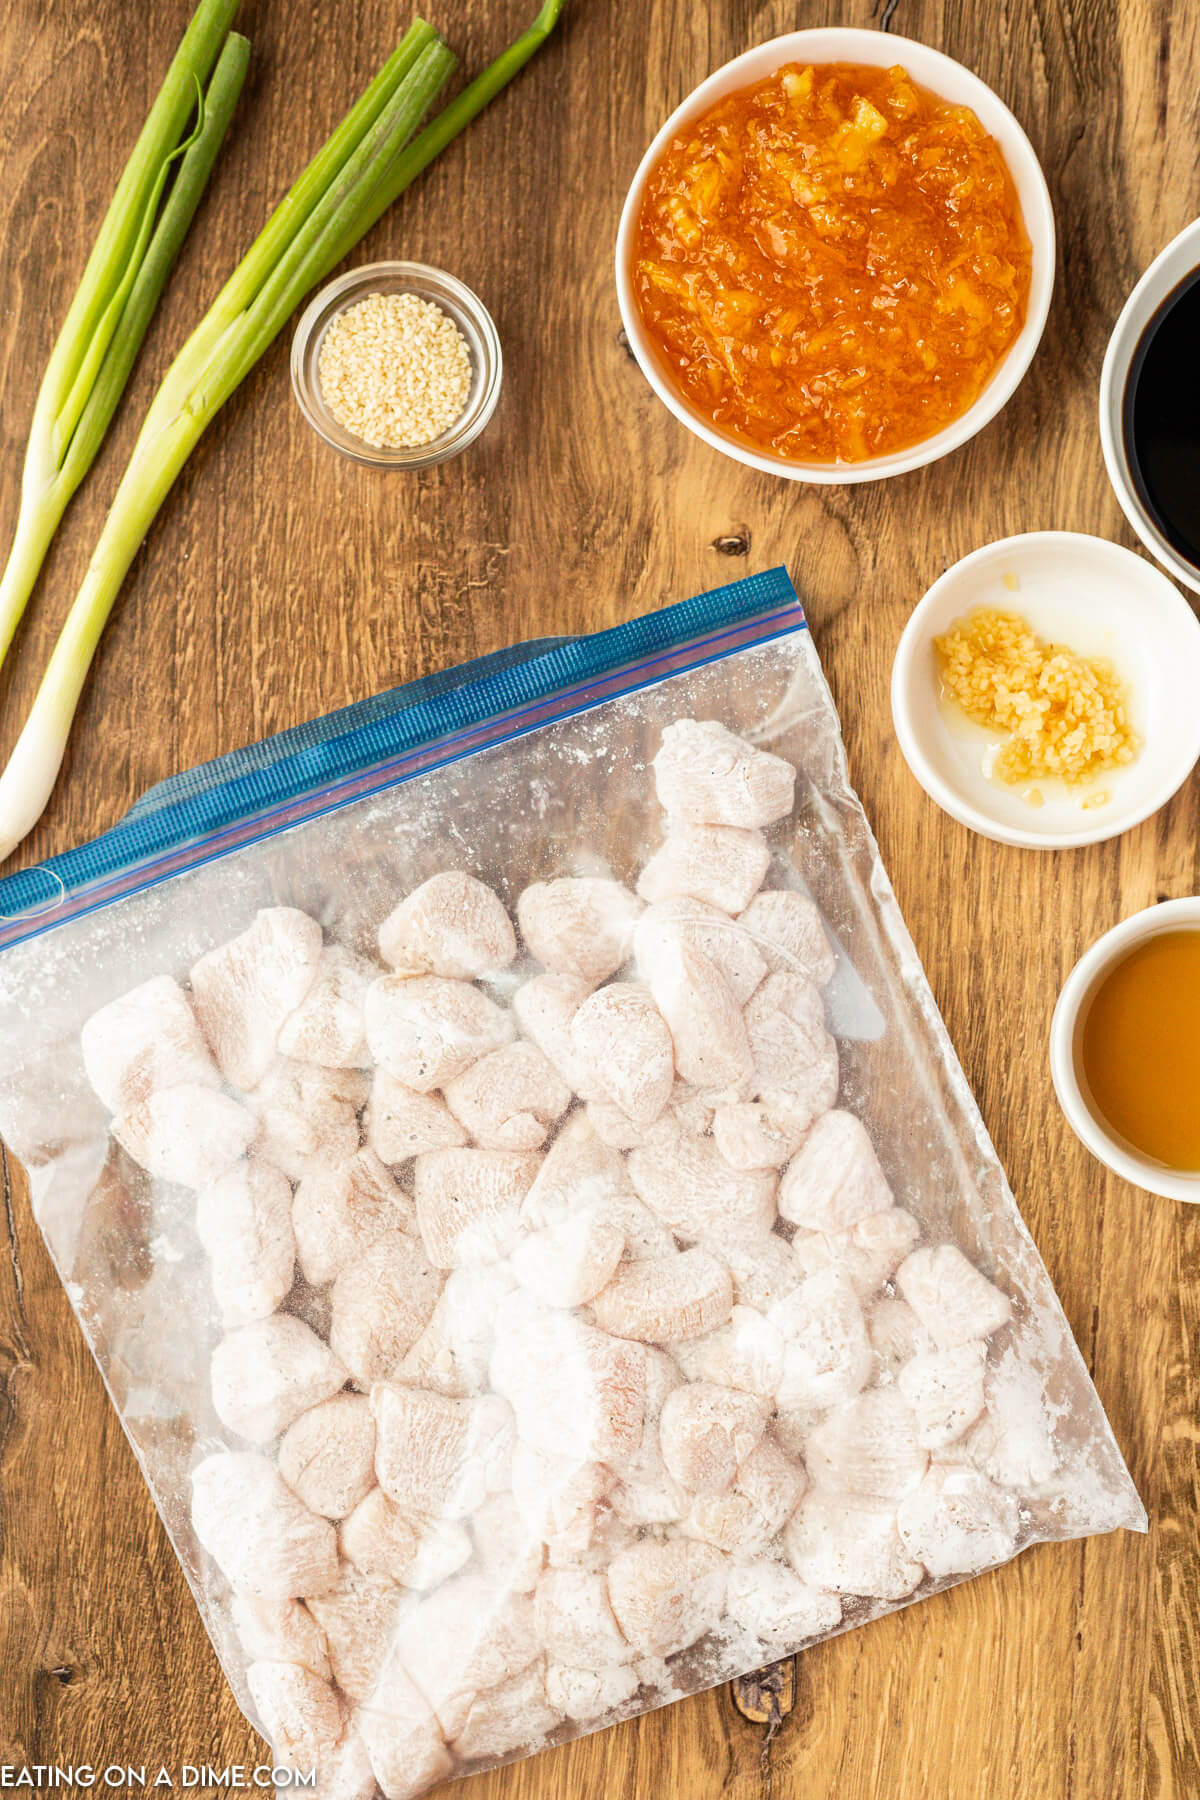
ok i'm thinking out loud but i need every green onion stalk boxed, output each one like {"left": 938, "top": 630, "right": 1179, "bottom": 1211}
{"left": 0, "top": 0, "right": 564, "bottom": 862}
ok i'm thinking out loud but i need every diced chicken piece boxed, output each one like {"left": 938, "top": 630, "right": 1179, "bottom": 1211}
{"left": 413, "top": 1147, "right": 541, "bottom": 1267}
{"left": 682, "top": 1431, "right": 806, "bottom": 1556}
{"left": 519, "top": 1113, "right": 633, "bottom": 1229}
{"left": 82, "top": 974, "right": 220, "bottom": 1114}
{"left": 517, "top": 877, "right": 643, "bottom": 983}
{"left": 658, "top": 1382, "right": 769, "bottom": 1495}
{"left": 896, "top": 1244, "right": 1013, "bottom": 1348}
{"left": 628, "top": 1134, "right": 776, "bottom": 1246}
{"left": 634, "top": 896, "right": 767, "bottom": 1004}
{"left": 278, "top": 1392, "right": 376, "bottom": 1518}
{"left": 396, "top": 1572, "right": 540, "bottom": 1740}
{"left": 511, "top": 1206, "right": 625, "bottom": 1308}
{"left": 712, "top": 1101, "right": 804, "bottom": 1172}
{"left": 607, "top": 1539, "right": 727, "bottom": 1657}
{"left": 771, "top": 1268, "right": 874, "bottom": 1413}
{"left": 867, "top": 1296, "right": 935, "bottom": 1374}
{"left": 511, "top": 1443, "right": 610, "bottom": 1558}
{"left": 585, "top": 1097, "right": 673, "bottom": 1151}
{"left": 897, "top": 1464, "right": 1020, "bottom": 1577}
{"left": 784, "top": 1490, "right": 924, "bottom": 1601}
{"left": 113, "top": 1084, "right": 255, "bottom": 1190}
{"left": 643, "top": 937, "right": 753, "bottom": 1088}
{"left": 723, "top": 1559, "right": 842, "bottom": 1651}
{"left": 304, "top": 1727, "right": 377, "bottom": 1800}
{"left": 898, "top": 1341, "right": 988, "bottom": 1450}
{"left": 744, "top": 973, "right": 838, "bottom": 1135}
{"left": 249, "top": 1060, "right": 366, "bottom": 1184}
{"left": 246, "top": 1660, "right": 343, "bottom": 1768}
{"left": 545, "top": 1660, "right": 640, "bottom": 1724}
{"left": 653, "top": 719, "right": 795, "bottom": 828}
{"left": 490, "top": 1310, "right": 645, "bottom": 1463}
{"left": 597, "top": 1191, "right": 677, "bottom": 1261}
{"left": 365, "top": 974, "right": 514, "bottom": 1093}
{"left": 305, "top": 1563, "right": 413, "bottom": 1702}
{"left": 378, "top": 872, "right": 516, "bottom": 979}
{"left": 792, "top": 1208, "right": 921, "bottom": 1302}
{"left": 605, "top": 1346, "right": 686, "bottom": 1517}
{"left": 961, "top": 1352, "right": 1059, "bottom": 1489}
{"left": 278, "top": 946, "right": 372, "bottom": 1068}
{"left": 592, "top": 1249, "right": 733, "bottom": 1344}
{"left": 341, "top": 1487, "right": 472, "bottom": 1590}
{"left": 471, "top": 1491, "right": 544, "bottom": 1595}
{"left": 443, "top": 1040, "right": 573, "bottom": 1150}
{"left": 358, "top": 1647, "right": 452, "bottom": 1799}
{"left": 294, "top": 1150, "right": 414, "bottom": 1286}
{"left": 778, "top": 1110, "right": 892, "bottom": 1234}
{"left": 366, "top": 1071, "right": 467, "bottom": 1163}
{"left": 510, "top": 971, "right": 603, "bottom": 1101}
{"left": 724, "top": 1233, "right": 803, "bottom": 1312}
{"left": 191, "top": 908, "right": 324, "bottom": 1091}
{"left": 535, "top": 1566, "right": 632, "bottom": 1667}
{"left": 211, "top": 1315, "right": 346, "bottom": 1446}
{"left": 804, "top": 1387, "right": 928, "bottom": 1500}
{"left": 737, "top": 890, "right": 836, "bottom": 987}
{"left": 195, "top": 1158, "right": 295, "bottom": 1329}
{"left": 191, "top": 1451, "right": 338, "bottom": 1600}
{"left": 569, "top": 983, "right": 675, "bottom": 1127}
{"left": 692, "top": 1305, "right": 784, "bottom": 1400}
{"left": 399, "top": 1262, "right": 516, "bottom": 1397}
{"left": 372, "top": 1383, "right": 513, "bottom": 1518}
{"left": 637, "top": 824, "right": 769, "bottom": 915}
{"left": 452, "top": 1662, "right": 561, "bottom": 1764}
{"left": 231, "top": 1592, "right": 330, "bottom": 1684}
{"left": 329, "top": 1231, "right": 443, "bottom": 1385}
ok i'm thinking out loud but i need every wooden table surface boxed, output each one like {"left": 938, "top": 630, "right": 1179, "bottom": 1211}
{"left": 1, "top": 0, "right": 1198, "bottom": 1794}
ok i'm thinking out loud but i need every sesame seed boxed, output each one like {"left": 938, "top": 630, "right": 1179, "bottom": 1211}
{"left": 317, "top": 291, "right": 472, "bottom": 449}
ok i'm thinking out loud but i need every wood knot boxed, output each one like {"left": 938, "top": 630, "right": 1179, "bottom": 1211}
{"left": 731, "top": 1656, "right": 796, "bottom": 1728}
{"left": 712, "top": 528, "right": 751, "bottom": 556}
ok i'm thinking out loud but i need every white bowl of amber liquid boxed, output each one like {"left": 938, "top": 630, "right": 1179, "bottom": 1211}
{"left": 1051, "top": 899, "right": 1200, "bottom": 1202}
{"left": 615, "top": 28, "right": 1056, "bottom": 483}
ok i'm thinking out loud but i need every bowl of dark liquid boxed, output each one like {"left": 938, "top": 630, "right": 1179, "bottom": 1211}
{"left": 1100, "top": 219, "right": 1200, "bottom": 594}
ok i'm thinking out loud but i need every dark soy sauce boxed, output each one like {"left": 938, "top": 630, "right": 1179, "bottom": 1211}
{"left": 1123, "top": 266, "right": 1200, "bottom": 570}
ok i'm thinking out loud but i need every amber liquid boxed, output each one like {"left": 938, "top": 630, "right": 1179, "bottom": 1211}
{"left": 1080, "top": 928, "right": 1200, "bottom": 1171}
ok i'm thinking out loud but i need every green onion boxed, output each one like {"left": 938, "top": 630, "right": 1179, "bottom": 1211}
{"left": 0, "top": 0, "right": 247, "bottom": 670}
{"left": 0, "top": 0, "right": 564, "bottom": 862}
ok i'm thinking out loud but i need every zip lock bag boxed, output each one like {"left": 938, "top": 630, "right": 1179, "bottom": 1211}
{"left": 0, "top": 568, "right": 1143, "bottom": 1796}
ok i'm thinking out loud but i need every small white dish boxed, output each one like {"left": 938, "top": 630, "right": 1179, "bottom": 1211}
{"left": 1100, "top": 217, "right": 1200, "bottom": 595}
{"left": 890, "top": 531, "right": 1200, "bottom": 848}
{"left": 614, "top": 27, "right": 1056, "bottom": 486}
{"left": 1050, "top": 897, "right": 1200, "bottom": 1201}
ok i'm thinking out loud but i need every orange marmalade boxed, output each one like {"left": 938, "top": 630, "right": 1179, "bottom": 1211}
{"left": 631, "top": 63, "right": 1033, "bottom": 463}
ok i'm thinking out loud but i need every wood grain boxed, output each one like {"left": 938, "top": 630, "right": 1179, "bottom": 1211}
{"left": 0, "top": 0, "right": 1198, "bottom": 1795}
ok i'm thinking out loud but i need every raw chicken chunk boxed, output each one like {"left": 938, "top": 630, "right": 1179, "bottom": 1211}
{"left": 399, "top": 1262, "right": 516, "bottom": 1398}
{"left": 278, "top": 1392, "right": 376, "bottom": 1517}
{"left": 341, "top": 1488, "right": 471, "bottom": 1590}
{"left": 305, "top": 1564, "right": 413, "bottom": 1702}
{"left": 770, "top": 1268, "right": 874, "bottom": 1412}
{"left": 544, "top": 1660, "right": 640, "bottom": 1724}
{"left": 784, "top": 1490, "right": 923, "bottom": 1601}
{"left": 329, "top": 1231, "right": 443, "bottom": 1385}
{"left": 791, "top": 1207, "right": 921, "bottom": 1302}
{"left": 519, "top": 1113, "right": 634, "bottom": 1229}
{"left": 737, "top": 890, "right": 836, "bottom": 986}
{"left": 643, "top": 938, "right": 753, "bottom": 1088}
{"left": 452, "top": 1663, "right": 561, "bottom": 1763}
{"left": 516, "top": 877, "right": 643, "bottom": 983}
{"left": 443, "top": 1040, "right": 573, "bottom": 1150}
{"left": 803, "top": 1387, "right": 928, "bottom": 1500}
{"left": 683, "top": 1436, "right": 806, "bottom": 1555}
{"left": 510, "top": 972, "right": 603, "bottom": 1101}
{"left": 511, "top": 1443, "right": 610, "bottom": 1559}
{"left": 278, "top": 946, "right": 372, "bottom": 1068}
{"left": 82, "top": 974, "right": 220, "bottom": 1113}
{"left": 250, "top": 1059, "right": 366, "bottom": 1183}
{"left": 414, "top": 1147, "right": 541, "bottom": 1267}
{"left": 722, "top": 1559, "right": 842, "bottom": 1651}
{"left": 691, "top": 1305, "right": 784, "bottom": 1400}
{"left": 744, "top": 972, "right": 839, "bottom": 1134}
{"left": 867, "top": 1296, "right": 934, "bottom": 1374}
{"left": 535, "top": 1566, "right": 632, "bottom": 1666}
{"left": 364, "top": 974, "right": 514, "bottom": 1093}
{"left": 591, "top": 1249, "right": 733, "bottom": 1344}
{"left": 634, "top": 896, "right": 767, "bottom": 1004}
{"left": 778, "top": 1110, "right": 893, "bottom": 1234}
{"left": 231, "top": 1591, "right": 331, "bottom": 1680}
{"left": 191, "top": 1451, "right": 338, "bottom": 1599}
{"left": 191, "top": 908, "right": 324, "bottom": 1090}
{"left": 246, "top": 1660, "right": 344, "bottom": 1768}
{"left": 898, "top": 1341, "right": 988, "bottom": 1450}
{"left": 372, "top": 1383, "right": 513, "bottom": 1518}
{"left": 357, "top": 1646, "right": 452, "bottom": 1800}
{"left": 569, "top": 983, "right": 675, "bottom": 1127}
{"left": 659, "top": 1383, "right": 770, "bottom": 1494}
{"left": 607, "top": 1539, "right": 727, "bottom": 1657}
{"left": 490, "top": 1310, "right": 645, "bottom": 1463}
{"left": 712, "top": 1101, "right": 803, "bottom": 1172}
{"left": 961, "top": 1351, "right": 1059, "bottom": 1489}
{"left": 723, "top": 1233, "right": 803, "bottom": 1312}
{"left": 511, "top": 1206, "right": 625, "bottom": 1307}
{"left": 293, "top": 1149, "right": 413, "bottom": 1286}
{"left": 210, "top": 1314, "right": 346, "bottom": 1447}
{"left": 653, "top": 719, "right": 795, "bottom": 828}
{"left": 470, "top": 1491, "right": 544, "bottom": 1595}
{"left": 395, "top": 1572, "right": 540, "bottom": 1739}
{"left": 378, "top": 871, "right": 516, "bottom": 979}
{"left": 113, "top": 1084, "right": 255, "bottom": 1190}
{"left": 627, "top": 1134, "right": 776, "bottom": 1246}
{"left": 195, "top": 1158, "right": 296, "bottom": 1328}
{"left": 896, "top": 1244, "right": 1013, "bottom": 1348}
{"left": 896, "top": 1464, "right": 1020, "bottom": 1577}
{"left": 366, "top": 1071, "right": 468, "bottom": 1163}
{"left": 637, "top": 824, "right": 769, "bottom": 915}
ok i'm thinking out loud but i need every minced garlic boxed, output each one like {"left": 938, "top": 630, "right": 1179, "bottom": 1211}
{"left": 934, "top": 608, "right": 1138, "bottom": 787}
{"left": 318, "top": 291, "right": 471, "bottom": 449}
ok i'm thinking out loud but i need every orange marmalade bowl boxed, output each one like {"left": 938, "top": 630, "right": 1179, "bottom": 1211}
{"left": 616, "top": 30, "right": 1055, "bottom": 485}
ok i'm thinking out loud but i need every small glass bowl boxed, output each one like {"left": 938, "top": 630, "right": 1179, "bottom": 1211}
{"left": 290, "top": 261, "right": 503, "bottom": 469}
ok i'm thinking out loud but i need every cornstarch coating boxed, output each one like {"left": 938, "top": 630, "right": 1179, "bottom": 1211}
{"left": 318, "top": 291, "right": 472, "bottom": 449}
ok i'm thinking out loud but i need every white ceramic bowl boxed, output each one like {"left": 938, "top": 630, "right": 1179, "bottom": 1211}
{"left": 891, "top": 531, "right": 1200, "bottom": 848}
{"left": 1050, "top": 898, "right": 1200, "bottom": 1201}
{"left": 614, "top": 28, "right": 1056, "bottom": 485}
{"left": 1099, "top": 216, "right": 1200, "bottom": 594}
